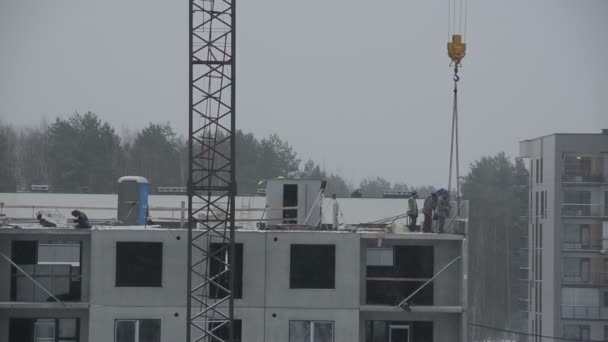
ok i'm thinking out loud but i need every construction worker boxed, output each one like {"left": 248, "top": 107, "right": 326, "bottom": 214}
{"left": 331, "top": 194, "right": 340, "bottom": 229}
{"left": 407, "top": 191, "right": 419, "bottom": 232}
{"left": 71, "top": 210, "right": 91, "bottom": 229}
{"left": 422, "top": 192, "right": 437, "bottom": 233}
{"left": 436, "top": 194, "right": 450, "bottom": 233}
{"left": 36, "top": 212, "right": 57, "bottom": 227}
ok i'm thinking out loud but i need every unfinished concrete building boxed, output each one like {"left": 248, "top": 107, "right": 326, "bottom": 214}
{"left": 0, "top": 180, "right": 469, "bottom": 342}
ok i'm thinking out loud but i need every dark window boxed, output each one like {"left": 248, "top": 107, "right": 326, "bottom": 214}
{"left": 540, "top": 158, "right": 543, "bottom": 183}
{"left": 366, "top": 246, "right": 434, "bottom": 305}
{"left": 603, "top": 292, "right": 608, "bottom": 307}
{"left": 115, "top": 242, "right": 162, "bottom": 287}
{"left": 539, "top": 224, "right": 543, "bottom": 249}
{"left": 10, "top": 318, "right": 79, "bottom": 342}
{"left": 540, "top": 192, "right": 545, "bottom": 218}
{"left": 365, "top": 321, "right": 432, "bottom": 342}
{"left": 545, "top": 191, "right": 549, "bottom": 217}
{"left": 563, "top": 190, "right": 592, "bottom": 216}
{"left": 115, "top": 319, "right": 160, "bottom": 342}
{"left": 290, "top": 244, "right": 335, "bottom": 289}
{"left": 536, "top": 159, "right": 539, "bottom": 183}
{"left": 11, "top": 240, "right": 82, "bottom": 302}
{"left": 283, "top": 184, "right": 298, "bottom": 223}
{"left": 581, "top": 326, "right": 590, "bottom": 340}
{"left": 210, "top": 243, "right": 243, "bottom": 299}
{"left": 580, "top": 226, "right": 590, "bottom": 248}
{"left": 289, "top": 321, "right": 333, "bottom": 342}
{"left": 209, "top": 320, "right": 242, "bottom": 342}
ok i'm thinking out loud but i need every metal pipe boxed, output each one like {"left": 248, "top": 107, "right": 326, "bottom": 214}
{"left": 396, "top": 255, "right": 461, "bottom": 309}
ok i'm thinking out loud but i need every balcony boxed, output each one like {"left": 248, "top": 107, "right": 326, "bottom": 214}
{"left": 562, "top": 241, "right": 602, "bottom": 251}
{"left": 562, "top": 153, "right": 607, "bottom": 185}
{"left": 561, "top": 204, "right": 602, "bottom": 217}
{"left": 562, "top": 272, "right": 608, "bottom": 286}
{"left": 562, "top": 174, "right": 606, "bottom": 184}
{"left": 561, "top": 305, "right": 608, "bottom": 320}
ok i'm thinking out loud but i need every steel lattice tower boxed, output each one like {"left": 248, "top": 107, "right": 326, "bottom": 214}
{"left": 187, "top": 0, "right": 235, "bottom": 340}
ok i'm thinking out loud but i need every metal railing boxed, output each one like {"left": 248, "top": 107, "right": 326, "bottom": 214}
{"left": 562, "top": 174, "right": 605, "bottom": 183}
{"left": 561, "top": 305, "right": 608, "bottom": 320}
{"left": 562, "top": 241, "right": 603, "bottom": 250}
{"left": 561, "top": 204, "right": 602, "bottom": 217}
{"left": 562, "top": 272, "right": 608, "bottom": 285}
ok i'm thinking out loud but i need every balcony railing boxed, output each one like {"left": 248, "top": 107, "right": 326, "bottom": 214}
{"left": 562, "top": 272, "right": 608, "bottom": 286}
{"left": 562, "top": 241, "right": 603, "bottom": 251}
{"left": 562, "top": 305, "right": 608, "bottom": 320}
{"left": 561, "top": 204, "right": 602, "bottom": 217}
{"left": 562, "top": 174, "right": 605, "bottom": 183}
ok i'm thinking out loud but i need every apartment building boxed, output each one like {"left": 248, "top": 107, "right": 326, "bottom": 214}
{"left": 0, "top": 225, "right": 468, "bottom": 342}
{"left": 520, "top": 130, "right": 608, "bottom": 341}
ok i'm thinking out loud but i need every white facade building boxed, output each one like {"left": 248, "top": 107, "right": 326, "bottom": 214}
{"left": 520, "top": 130, "right": 608, "bottom": 341}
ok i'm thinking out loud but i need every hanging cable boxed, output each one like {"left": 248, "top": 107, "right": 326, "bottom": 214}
{"left": 447, "top": 67, "right": 460, "bottom": 209}
{"left": 446, "top": 0, "right": 466, "bottom": 208}
{"left": 447, "top": 0, "right": 451, "bottom": 40}
{"left": 463, "top": 0, "right": 468, "bottom": 41}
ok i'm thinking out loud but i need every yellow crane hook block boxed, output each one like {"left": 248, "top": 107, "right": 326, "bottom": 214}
{"left": 447, "top": 34, "right": 466, "bottom": 66}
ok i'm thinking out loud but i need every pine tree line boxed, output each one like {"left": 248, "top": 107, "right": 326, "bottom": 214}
{"left": 0, "top": 112, "right": 434, "bottom": 196}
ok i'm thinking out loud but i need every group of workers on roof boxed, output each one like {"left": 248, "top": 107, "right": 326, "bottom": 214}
{"left": 407, "top": 189, "right": 451, "bottom": 233}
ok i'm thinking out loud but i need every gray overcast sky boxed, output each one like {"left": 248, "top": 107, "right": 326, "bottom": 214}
{"left": 1, "top": 0, "right": 607, "bottom": 187}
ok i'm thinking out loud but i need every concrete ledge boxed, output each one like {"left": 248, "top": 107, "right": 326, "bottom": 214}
{"left": 360, "top": 305, "right": 463, "bottom": 313}
{"left": 0, "top": 227, "right": 92, "bottom": 235}
{"left": 359, "top": 232, "right": 465, "bottom": 240}
{"left": 0, "top": 302, "right": 90, "bottom": 309}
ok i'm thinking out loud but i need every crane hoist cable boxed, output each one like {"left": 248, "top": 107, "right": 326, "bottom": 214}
{"left": 447, "top": 33, "right": 466, "bottom": 211}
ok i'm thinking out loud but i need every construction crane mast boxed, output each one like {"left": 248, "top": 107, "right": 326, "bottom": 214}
{"left": 187, "top": 0, "right": 236, "bottom": 341}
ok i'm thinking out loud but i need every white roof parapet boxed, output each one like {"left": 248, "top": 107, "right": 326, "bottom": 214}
{"left": 118, "top": 176, "right": 149, "bottom": 184}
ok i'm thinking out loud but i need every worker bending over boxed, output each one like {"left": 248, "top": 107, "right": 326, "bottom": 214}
{"left": 36, "top": 212, "right": 57, "bottom": 227}
{"left": 422, "top": 193, "right": 438, "bottom": 233}
{"left": 407, "top": 191, "right": 419, "bottom": 232}
{"left": 71, "top": 210, "right": 91, "bottom": 229}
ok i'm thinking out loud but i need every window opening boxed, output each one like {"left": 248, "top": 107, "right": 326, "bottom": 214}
{"left": 209, "top": 243, "right": 243, "bottom": 299}
{"left": 289, "top": 321, "right": 334, "bottom": 342}
{"left": 366, "top": 248, "right": 394, "bottom": 266}
{"left": 9, "top": 318, "right": 79, "bottom": 342}
{"left": 283, "top": 184, "right": 298, "bottom": 223}
{"left": 366, "top": 246, "right": 434, "bottom": 305}
{"left": 389, "top": 325, "right": 410, "bottom": 342}
{"left": 580, "top": 226, "right": 590, "bottom": 248}
{"left": 208, "top": 320, "right": 242, "bottom": 342}
{"left": 290, "top": 244, "right": 335, "bottom": 289}
{"left": 365, "top": 321, "right": 432, "bottom": 342}
{"left": 115, "top": 319, "right": 160, "bottom": 342}
{"left": 10, "top": 240, "right": 81, "bottom": 302}
{"left": 115, "top": 242, "right": 162, "bottom": 287}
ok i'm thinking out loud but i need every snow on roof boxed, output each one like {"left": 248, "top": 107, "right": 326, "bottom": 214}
{"left": 117, "top": 176, "right": 149, "bottom": 184}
